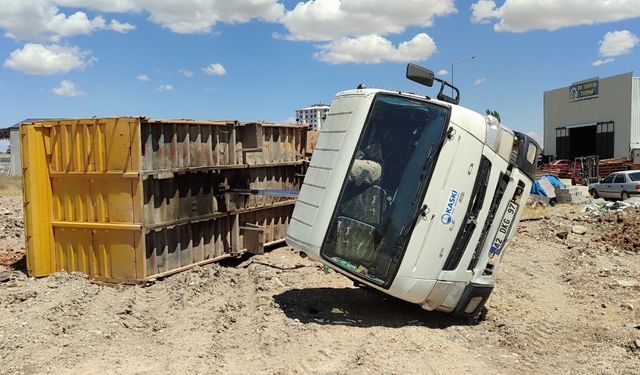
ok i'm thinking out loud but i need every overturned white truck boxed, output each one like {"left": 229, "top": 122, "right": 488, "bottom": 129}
{"left": 286, "top": 64, "right": 539, "bottom": 318}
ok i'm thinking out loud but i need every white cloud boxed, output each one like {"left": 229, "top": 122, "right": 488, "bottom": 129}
{"left": 470, "top": 0, "right": 640, "bottom": 32}
{"left": 474, "top": 77, "right": 487, "bottom": 85}
{"left": 314, "top": 33, "right": 437, "bottom": 64}
{"left": 204, "top": 87, "right": 217, "bottom": 92}
{"left": 202, "top": 63, "right": 226, "bottom": 75}
{"left": 108, "top": 19, "right": 135, "bottom": 33}
{"left": 0, "top": 0, "right": 119, "bottom": 41}
{"left": 134, "top": 0, "right": 284, "bottom": 34}
{"left": 179, "top": 68, "right": 194, "bottom": 78}
{"left": 470, "top": 0, "right": 497, "bottom": 24}
{"left": 4, "top": 43, "right": 94, "bottom": 75}
{"left": 137, "top": 74, "right": 150, "bottom": 81}
{"left": 53, "top": 0, "right": 139, "bottom": 13}
{"left": 281, "top": 0, "right": 456, "bottom": 41}
{"left": 52, "top": 80, "right": 84, "bottom": 96}
{"left": 598, "top": 30, "right": 639, "bottom": 57}
{"left": 156, "top": 84, "right": 174, "bottom": 91}
{"left": 592, "top": 30, "right": 639, "bottom": 66}
{"left": 592, "top": 58, "right": 614, "bottom": 66}
{"left": 437, "top": 69, "right": 449, "bottom": 76}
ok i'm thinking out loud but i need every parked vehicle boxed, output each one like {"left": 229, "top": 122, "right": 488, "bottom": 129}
{"left": 546, "top": 159, "right": 572, "bottom": 171}
{"left": 588, "top": 170, "right": 640, "bottom": 200}
{"left": 287, "top": 64, "right": 540, "bottom": 318}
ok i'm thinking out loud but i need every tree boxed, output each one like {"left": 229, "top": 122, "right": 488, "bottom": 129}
{"left": 485, "top": 109, "right": 501, "bottom": 123}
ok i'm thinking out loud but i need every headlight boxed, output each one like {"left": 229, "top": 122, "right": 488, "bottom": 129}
{"left": 485, "top": 115, "right": 516, "bottom": 162}
{"left": 484, "top": 115, "right": 501, "bottom": 152}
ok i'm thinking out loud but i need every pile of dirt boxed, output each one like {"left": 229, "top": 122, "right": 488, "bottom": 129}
{"left": 598, "top": 208, "right": 640, "bottom": 253}
{"left": 0, "top": 192, "right": 639, "bottom": 374}
{"left": 0, "top": 196, "right": 24, "bottom": 269}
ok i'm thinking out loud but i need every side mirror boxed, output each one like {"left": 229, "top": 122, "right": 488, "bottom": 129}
{"left": 406, "top": 63, "right": 434, "bottom": 87}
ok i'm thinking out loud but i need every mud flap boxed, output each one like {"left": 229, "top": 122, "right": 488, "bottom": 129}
{"left": 452, "top": 283, "right": 493, "bottom": 318}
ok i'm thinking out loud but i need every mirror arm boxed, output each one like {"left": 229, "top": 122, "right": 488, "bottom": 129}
{"left": 433, "top": 77, "right": 460, "bottom": 105}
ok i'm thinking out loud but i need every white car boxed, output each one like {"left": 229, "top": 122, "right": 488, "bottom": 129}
{"left": 589, "top": 170, "right": 640, "bottom": 200}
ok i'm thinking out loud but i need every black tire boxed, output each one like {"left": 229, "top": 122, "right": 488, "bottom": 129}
{"left": 590, "top": 189, "right": 599, "bottom": 199}
{"left": 621, "top": 191, "right": 630, "bottom": 200}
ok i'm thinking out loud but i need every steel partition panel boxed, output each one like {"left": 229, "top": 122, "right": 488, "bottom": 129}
{"left": 23, "top": 118, "right": 145, "bottom": 280}
{"left": 21, "top": 125, "right": 55, "bottom": 276}
{"left": 22, "top": 117, "right": 306, "bottom": 282}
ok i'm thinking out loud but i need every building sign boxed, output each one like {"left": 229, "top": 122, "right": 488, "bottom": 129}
{"left": 569, "top": 79, "right": 599, "bottom": 102}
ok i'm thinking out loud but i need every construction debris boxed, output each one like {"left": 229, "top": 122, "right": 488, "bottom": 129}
{"left": 554, "top": 186, "right": 590, "bottom": 205}
{"left": 582, "top": 198, "right": 640, "bottom": 214}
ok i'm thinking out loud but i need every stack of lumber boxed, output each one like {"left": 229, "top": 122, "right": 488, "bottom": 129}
{"left": 599, "top": 158, "right": 632, "bottom": 176}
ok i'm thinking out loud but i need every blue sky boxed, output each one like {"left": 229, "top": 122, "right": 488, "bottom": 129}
{"left": 1, "top": 0, "right": 639, "bottom": 151}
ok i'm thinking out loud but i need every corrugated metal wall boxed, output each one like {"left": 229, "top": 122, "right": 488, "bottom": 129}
{"left": 631, "top": 77, "right": 640, "bottom": 150}
{"left": 9, "top": 129, "right": 21, "bottom": 176}
{"left": 21, "top": 118, "right": 307, "bottom": 283}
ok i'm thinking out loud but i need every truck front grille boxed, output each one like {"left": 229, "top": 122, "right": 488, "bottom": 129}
{"left": 443, "top": 156, "right": 492, "bottom": 271}
{"left": 467, "top": 171, "right": 510, "bottom": 270}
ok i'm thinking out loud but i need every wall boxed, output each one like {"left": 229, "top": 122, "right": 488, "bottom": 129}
{"left": 632, "top": 77, "right": 640, "bottom": 150}
{"left": 9, "top": 128, "right": 21, "bottom": 176}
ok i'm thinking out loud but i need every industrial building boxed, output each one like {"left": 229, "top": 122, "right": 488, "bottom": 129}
{"left": 0, "top": 118, "right": 57, "bottom": 177}
{"left": 543, "top": 72, "right": 640, "bottom": 162}
{"left": 0, "top": 121, "right": 21, "bottom": 176}
{"left": 295, "top": 104, "right": 330, "bottom": 131}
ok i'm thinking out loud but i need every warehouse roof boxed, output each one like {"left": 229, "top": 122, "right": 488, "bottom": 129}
{"left": 0, "top": 118, "right": 60, "bottom": 139}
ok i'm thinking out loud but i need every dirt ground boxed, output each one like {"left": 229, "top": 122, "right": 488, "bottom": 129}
{"left": 1, "top": 186, "right": 639, "bottom": 374}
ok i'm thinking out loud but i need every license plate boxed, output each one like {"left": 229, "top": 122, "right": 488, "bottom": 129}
{"left": 489, "top": 201, "right": 518, "bottom": 258}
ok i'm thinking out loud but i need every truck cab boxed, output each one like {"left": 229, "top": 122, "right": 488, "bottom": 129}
{"left": 286, "top": 65, "right": 539, "bottom": 318}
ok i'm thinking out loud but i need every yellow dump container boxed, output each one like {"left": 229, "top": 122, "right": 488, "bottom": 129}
{"left": 21, "top": 118, "right": 306, "bottom": 283}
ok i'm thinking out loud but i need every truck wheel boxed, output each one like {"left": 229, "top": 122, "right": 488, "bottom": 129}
{"left": 621, "top": 191, "right": 630, "bottom": 200}
{"left": 590, "top": 189, "right": 599, "bottom": 199}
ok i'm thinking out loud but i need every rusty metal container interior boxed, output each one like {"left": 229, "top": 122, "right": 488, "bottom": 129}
{"left": 21, "top": 118, "right": 307, "bottom": 283}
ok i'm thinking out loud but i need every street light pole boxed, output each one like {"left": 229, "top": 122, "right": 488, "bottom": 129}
{"left": 451, "top": 55, "right": 476, "bottom": 95}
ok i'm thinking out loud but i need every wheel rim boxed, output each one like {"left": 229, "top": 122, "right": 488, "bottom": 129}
{"left": 622, "top": 192, "right": 630, "bottom": 200}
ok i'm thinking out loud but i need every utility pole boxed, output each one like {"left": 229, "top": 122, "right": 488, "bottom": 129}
{"left": 451, "top": 56, "right": 476, "bottom": 95}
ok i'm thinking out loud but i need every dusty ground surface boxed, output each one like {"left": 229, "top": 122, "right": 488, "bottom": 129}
{"left": 0, "top": 185, "right": 639, "bottom": 374}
